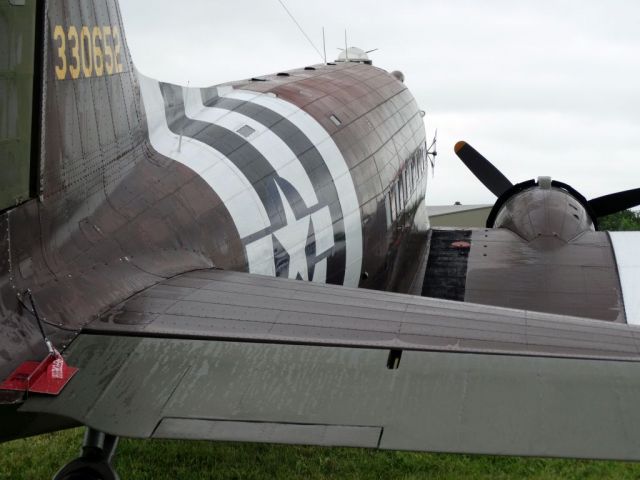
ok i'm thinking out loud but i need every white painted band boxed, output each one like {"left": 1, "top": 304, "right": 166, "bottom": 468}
{"left": 139, "top": 73, "right": 362, "bottom": 286}
{"left": 610, "top": 232, "right": 640, "bottom": 325}
{"left": 184, "top": 87, "right": 336, "bottom": 283}
{"left": 225, "top": 90, "right": 363, "bottom": 287}
{"left": 137, "top": 73, "right": 275, "bottom": 276}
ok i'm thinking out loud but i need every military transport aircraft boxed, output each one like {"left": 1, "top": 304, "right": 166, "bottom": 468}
{"left": 2, "top": 0, "right": 640, "bottom": 479}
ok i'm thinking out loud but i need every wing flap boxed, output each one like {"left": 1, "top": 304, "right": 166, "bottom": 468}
{"left": 153, "top": 419, "right": 382, "bottom": 448}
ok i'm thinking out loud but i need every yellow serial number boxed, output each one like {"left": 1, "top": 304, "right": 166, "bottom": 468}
{"left": 53, "top": 24, "right": 124, "bottom": 80}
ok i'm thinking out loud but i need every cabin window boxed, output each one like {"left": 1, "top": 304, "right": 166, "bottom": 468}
{"left": 409, "top": 160, "right": 413, "bottom": 186}
{"left": 410, "top": 163, "right": 415, "bottom": 190}
{"left": 403, "top": 170, "right": 408, "bottom": 202}
{"left": 385, "top": 192, "right": 392, "bottom": 227}
{"left": 405, "top": 168, "right": 410, "bottom": 195}
{"left": 391, "top": 185, "right": 399, "bottom": 217}
{"left": 390, "top": 187, "right": 397, "bottom": 222}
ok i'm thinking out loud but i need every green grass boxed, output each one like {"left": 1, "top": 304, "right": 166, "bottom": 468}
{"left": 2, "top": 429, "right": 640, "bottom": 479}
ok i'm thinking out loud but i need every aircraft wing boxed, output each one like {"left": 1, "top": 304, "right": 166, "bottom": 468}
{"left": 21, "top": 269, "right": 640, "bottom": 460}
{"left": 417, "top": 228, "right": 635, "bottom": 323}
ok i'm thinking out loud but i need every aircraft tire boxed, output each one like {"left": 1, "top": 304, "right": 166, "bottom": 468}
{"left": 52, "top": 458, "right": 119, "bottom": 480}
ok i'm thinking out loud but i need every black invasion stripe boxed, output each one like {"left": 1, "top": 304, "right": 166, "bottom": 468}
{"left": 241, "top": 185, "right": 326, "bottom": 246}
{"left": 201, "top": 86, "right": 219, "bottom": 106}
{"left": 202, "top": 92, "right": 347, "bottom": 285}
{"left": 159, "top": 82, "right": 342, "bottom": 283}
{"left": 159, "top": 82, "right": 285, "bottom": 231}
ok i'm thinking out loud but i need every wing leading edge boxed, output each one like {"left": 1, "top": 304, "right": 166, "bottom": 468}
{"left": 20, "top": 269, "right": 640, "bottom": 460}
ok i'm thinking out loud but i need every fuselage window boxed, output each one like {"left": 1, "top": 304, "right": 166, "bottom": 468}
{"left": 403, "top": 170, "right": 408, "bottom": 203}
{"left": 405, "top": 166, "right": 410, "bottom": 195}
{"left": 411, "top": 158, "right": 416, "bottom": 185}
{"left": 411, "top": 161, "right": 415, "bottom": 189}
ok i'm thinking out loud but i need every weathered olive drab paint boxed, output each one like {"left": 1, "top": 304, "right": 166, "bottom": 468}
{"left": 0, "top": 1, "right": 37, "bottom": 210}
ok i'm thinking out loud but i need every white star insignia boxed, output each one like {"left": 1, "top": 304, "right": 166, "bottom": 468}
{"left": 272, "top": 183, "right": 312, "bottom": 280}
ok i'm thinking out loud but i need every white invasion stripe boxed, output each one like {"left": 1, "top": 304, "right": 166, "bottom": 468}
{"left": 223, "top": 89, "right": 363, "bottom": 287}
{"left": 184, "top": 87, "right": 318, "bottom": 209}
{"left": 310, "top": 208, "right": 333, "bottom": 283}
{"left": 610, "top": 232, "right": 640, "bottom": 325}
{"left": 244, "top": 237, "right": 277, "bottom": 277}
{"left": 313, "top": 259, "right": 327, "bottom": 284}
{"left": 185, "top": 87, "right": 335, "bottom": 282}
{"left": 137, "top": 73, "right": 275, "bottom": 276}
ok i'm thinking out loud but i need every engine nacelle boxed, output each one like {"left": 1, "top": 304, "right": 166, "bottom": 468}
{"left": 488, "top": 177, "right": 597, "bottom": 243}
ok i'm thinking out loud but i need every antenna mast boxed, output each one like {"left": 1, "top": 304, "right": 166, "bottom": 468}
{"left": 322, "top": 27, "right": 327, "bottom": 64}
{"left": 179, "top": 81, "right": 190, "bottom": 153}
{"left": 344, "top": 29, "right": 349, "bottom": 61}
{"left": 276, "top": 0, "right": 324, "bottom": 62}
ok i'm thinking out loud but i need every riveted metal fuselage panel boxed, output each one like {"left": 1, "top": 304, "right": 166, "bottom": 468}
{"left": 0, "top": 0, "right": 427, "bottom": 392}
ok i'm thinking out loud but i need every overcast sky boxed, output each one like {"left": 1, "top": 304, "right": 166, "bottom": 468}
{"left": 119, "top": 0, "right": 640, "bottom": 206}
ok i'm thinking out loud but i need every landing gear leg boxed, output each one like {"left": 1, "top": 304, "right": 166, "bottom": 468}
{"left": 53, "top": 428, "right": 120, "bottom": 480}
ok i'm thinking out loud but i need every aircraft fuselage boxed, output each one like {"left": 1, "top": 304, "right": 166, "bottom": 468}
{"left": 0, "top": 0, "right": 428, "bottom": 397}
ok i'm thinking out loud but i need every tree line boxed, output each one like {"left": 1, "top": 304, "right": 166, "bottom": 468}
{"left": 598, "top": 210, "right": 640, "bottom": 231}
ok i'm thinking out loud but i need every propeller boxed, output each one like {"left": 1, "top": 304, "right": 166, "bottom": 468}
{"left": 427, "top": 129, "right": 438, "bottom": 170}
{"left": 453, "top": 140, "right": 640, "bottom": 218}
{"left": 588, "top": 188, "right": 640, "bottom": 217}
{"left": 454, "top": 141, "right": 513, "bottom": 197}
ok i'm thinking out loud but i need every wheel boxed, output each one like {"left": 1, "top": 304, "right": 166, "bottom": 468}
{"left": 52, "top": 457, "right": 119, "bottom": 480}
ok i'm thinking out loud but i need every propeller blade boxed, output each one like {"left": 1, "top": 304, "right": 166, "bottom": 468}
{"left": 454, "top": 141, "right": 513, "bottom": 197}
{"left": 588, "top": 188, "right": 640, "bottom": 217}
{"left": 428, "top": 128, "right": 437, "bottom": 151}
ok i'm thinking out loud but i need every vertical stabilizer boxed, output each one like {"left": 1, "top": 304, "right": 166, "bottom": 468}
{"left": 39, "top": 0, "right": 143, "bottom": 206}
